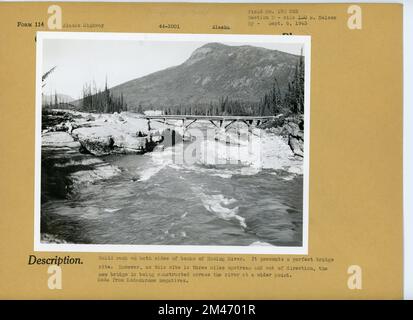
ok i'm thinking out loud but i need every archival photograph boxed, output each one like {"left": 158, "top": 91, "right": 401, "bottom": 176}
{"left": 36, "top": 33, "right": 309, "bottom": 253}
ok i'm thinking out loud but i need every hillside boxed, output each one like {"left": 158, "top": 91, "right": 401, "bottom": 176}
{"left": 108, "top": 43, "right": 301, "bottom": 111}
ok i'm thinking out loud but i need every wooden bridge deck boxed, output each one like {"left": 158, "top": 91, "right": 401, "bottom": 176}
{"left": 140, "top": 114, "right": 279, "bottom": 131}
{"left": 142, "top": 115, "right": 277, "bottom": 121}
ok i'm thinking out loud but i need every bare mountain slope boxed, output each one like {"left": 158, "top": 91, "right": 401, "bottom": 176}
{"left": 109, "top": 43, "right": 301, "bottom": 111}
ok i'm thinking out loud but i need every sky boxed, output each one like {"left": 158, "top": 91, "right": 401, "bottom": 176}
{"left": 42, "top": 39, "right": 303, "bottom": 99}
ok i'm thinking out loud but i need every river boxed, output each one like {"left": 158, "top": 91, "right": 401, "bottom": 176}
{"left": 41, "top": 122, "right": 303, "bottom": 247}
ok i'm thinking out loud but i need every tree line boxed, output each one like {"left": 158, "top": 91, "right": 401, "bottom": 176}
{"left": 81, "top": 80, "right": 127, "bottom": 113}
{"left": 42, "top": 92, "right": 74, "bottom": 110}
{"left": 45, "top": 51, "right": 304, "bottom": 117}
{"left": 256, "top": 51, "right": 304, "bottom": 116}
{"left": 158, "top": 97, "right": 257, "bottom": 117}
{"left": 135, "top": 51, "right": 304, "bottom": 117}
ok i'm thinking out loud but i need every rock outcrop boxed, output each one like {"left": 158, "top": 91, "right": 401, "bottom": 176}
{"left": 41, "top": 109, "right": 170, "bottom": 199}
{"left": 42, "top": 109, "right": 166, "bottom": 156}
{"left": 259, "top": 114, "right": 304, "bottom": 158}
{"left": 41, "top": 129, "right": 120, "bottom": 200}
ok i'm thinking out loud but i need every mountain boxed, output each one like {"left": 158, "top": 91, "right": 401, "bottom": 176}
{"left": 109, "top": 43, "right": 301, "bottom": 111}
{"left": 42, "top": 93, "right": 75, "bottom": 105}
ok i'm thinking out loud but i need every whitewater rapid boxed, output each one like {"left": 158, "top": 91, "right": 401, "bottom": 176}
{"left": 41, "top": 112, "right": 304, "bottom": 247}
{"left": 133, "top": 125, "right": 303, "bottom": 236}
{"left": 138, "top": 125, "right": 303, "bottom": 182}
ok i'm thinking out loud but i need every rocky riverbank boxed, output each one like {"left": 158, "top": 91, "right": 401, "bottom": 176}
{"left": 41, "top": 109, "right": 169, "bottom": 201}
{"left": 259, "top": 114, "right": 304, "bottom": 158}
{"left": 41, "top": 109, "right": 304, "bottom": 201}
{"left": 42, "top": 109, "right": 166, "bottom": 155}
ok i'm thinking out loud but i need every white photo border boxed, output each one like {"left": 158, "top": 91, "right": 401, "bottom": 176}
{"left": 34, "top": 32, "right": 311, "bottom": 254}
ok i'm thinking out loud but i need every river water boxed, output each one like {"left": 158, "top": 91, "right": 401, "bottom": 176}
{"left": 41, "top": 124, "right": 303, "bottom": 247}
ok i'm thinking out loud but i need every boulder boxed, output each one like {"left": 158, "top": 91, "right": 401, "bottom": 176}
{"left": 113, "top": 134, "right": 147, "bottom": 153}
{"left": 77, "top": 135, "right": 115, "bottom": 156}
{"left": 282, "top": 122, "right": 301, "bottom": 138}
{"left": 85, "top": 114, "right": 95, "bottom": 122}
{"left": 43, "top": 109, "right": 171, "bottom": 156}
{"left": 42, "top": 131, "right": 80, "bottom": 148}
{"left": 288, "top": 136, "right": 304, "bottom": 158}
{"left": 72, "top": 125, "right": 154, "bottom": 155}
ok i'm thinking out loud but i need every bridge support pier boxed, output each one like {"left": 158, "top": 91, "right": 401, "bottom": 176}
{"left": 181, "top": 119, "right": 186, "bottom": 137}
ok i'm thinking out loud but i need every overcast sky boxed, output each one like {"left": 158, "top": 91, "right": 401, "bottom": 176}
{"left": 42, "top": 39, "right": 303, "bottom": 99}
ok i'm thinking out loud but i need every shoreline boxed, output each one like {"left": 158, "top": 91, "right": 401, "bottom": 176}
{"left": 40, "top": 109, "right": 304, "bottom": 201}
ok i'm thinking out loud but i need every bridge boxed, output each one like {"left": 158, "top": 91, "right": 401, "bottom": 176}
{"left": 141, "top": 115, "right": 279, "bottom": 132}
